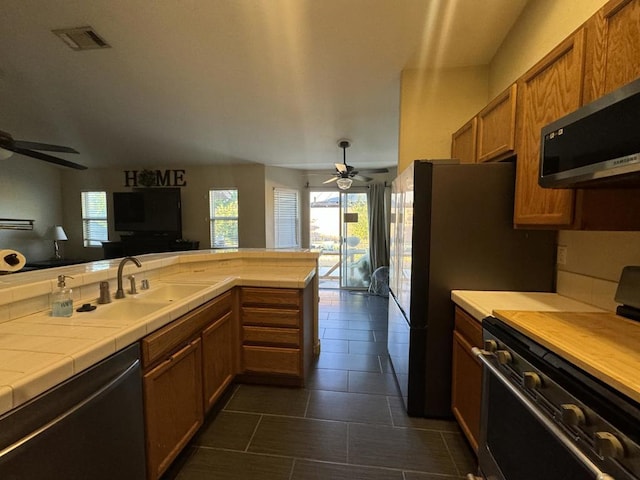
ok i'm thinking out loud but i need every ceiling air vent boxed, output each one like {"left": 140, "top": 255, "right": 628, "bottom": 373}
{"left": 52, "top": 26, "right": 110, "bottom": 51}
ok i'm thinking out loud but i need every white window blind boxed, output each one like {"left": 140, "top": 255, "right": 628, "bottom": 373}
{"left": 209, "top": 189, "right": 239, "bottom": 248}
{"left": 81, "top": 191, "right": 108, "bottom": 247}
{"left": 274, "top": 188, "right": 299, "bottom": 248}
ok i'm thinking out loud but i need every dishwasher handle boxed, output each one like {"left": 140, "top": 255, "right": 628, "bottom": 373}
{"left": 473, "top": 348, "right": 615, "bottom": 480}
{"left": 0, "top": 358, "right": 140, "bottom": 460}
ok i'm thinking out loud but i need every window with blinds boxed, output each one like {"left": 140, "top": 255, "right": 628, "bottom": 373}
{"left": 209, "top": 189, "right": 239, "bottom": 248}
{"left": 274, "top": 188, "right": 299, "bottom": 248}
{"left": 81, "top": 191, "right": 108, "bottom": 247}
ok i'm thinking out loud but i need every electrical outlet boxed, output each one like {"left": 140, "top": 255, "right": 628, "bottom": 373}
{"left": 557, "top": 245, "right": 568, "bottom": 265}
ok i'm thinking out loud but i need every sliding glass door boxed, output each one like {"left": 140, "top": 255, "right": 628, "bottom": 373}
{"left": 309, "top": 191, "right": 370, "bottom": 289}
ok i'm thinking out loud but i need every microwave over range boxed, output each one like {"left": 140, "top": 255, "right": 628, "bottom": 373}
{"left": 539, "top": 77, "right": 640, "bottom": 188}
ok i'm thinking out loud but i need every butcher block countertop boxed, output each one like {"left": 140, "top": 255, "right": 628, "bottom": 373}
{"left": 493, "top": 310, "right": 640, "bottom": 405}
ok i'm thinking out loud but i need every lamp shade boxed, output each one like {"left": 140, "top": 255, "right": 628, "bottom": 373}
{"left": 46, "top": 225, "right": 68, "bottom": 241}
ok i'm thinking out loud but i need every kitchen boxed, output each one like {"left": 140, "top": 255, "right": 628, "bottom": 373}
{"left": 1, "top": 0, "right": 640, "bottom": 479}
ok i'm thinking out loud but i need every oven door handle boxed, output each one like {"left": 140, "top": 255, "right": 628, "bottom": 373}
{"left": 472, "top": 348, "right": 615, "bottom": 480}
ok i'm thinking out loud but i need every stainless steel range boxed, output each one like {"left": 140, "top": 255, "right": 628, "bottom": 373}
{"left": 470, "top": 316, "right": 640, "bottom": 480}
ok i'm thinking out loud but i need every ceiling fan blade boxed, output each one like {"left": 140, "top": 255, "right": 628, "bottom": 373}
{"left": 13, "top": 147, "right": 87, "bottom": 170}
{"left": 335, "top": 163, "right": 347, "bottom": 174}
{"left": 358, "top": 167, "right": 389, "bottom": 174}
{"left": 323, "top": 176, "right": 339, "bottom": 184}
{"left": 13, "top": 140, "right": 79, "bottom": 154}
{"left": 352, "top": 174, "right": 373, "bottom": 182}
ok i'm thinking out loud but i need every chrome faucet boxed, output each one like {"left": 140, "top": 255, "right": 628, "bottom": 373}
{"left": 115, "top": 256, "right": 142, "bottom": 299}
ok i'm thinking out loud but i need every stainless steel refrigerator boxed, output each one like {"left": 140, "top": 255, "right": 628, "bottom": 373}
{"left": 387, "top": 160, "right": 556, "bottom": 417}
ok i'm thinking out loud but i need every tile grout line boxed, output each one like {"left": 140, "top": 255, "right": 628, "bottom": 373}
{"left": 439, "top": 430, "right": 462, "bottom": 477}
{"left": 244, "top": 413, "right": 264, "bottom": 453}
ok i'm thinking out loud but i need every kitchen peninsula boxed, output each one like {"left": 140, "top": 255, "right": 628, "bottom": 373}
{"left": 0, "top": 249, "right": 320, "bottom": 416}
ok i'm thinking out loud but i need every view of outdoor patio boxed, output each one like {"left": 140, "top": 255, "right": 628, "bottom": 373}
{"left": 309, "top": 191, "right": 371, "bottom": 289}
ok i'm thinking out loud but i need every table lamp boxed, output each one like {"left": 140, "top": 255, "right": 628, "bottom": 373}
{"left": 46, "top": 225, "right": 68, "bottom": 260}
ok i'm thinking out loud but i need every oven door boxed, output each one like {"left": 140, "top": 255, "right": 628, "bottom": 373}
{"left": 475, "top": 350, "right": 626, "bottom": 480}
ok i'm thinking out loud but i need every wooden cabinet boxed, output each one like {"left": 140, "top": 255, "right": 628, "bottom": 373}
{"left": 476, "top": 84, "right": 518, "bottom": 163}
{"left": 141, "top": 290, "right": 235, "bottom": 480}
{"left": 514, "top": 29, "right": 586, "bottom": 227}
{"left": 239, "top": 285, "right": 313, "bottom": 386}
{"left": 143, "top": 338, "right": 203, "bottom": 480}
{"left": 451, "top": 307, "right": 483, "bottom": 453}
{"left": 202, "top": 309, "right": 236, "bottom": 412}
{"left": 451, "top": 117, "right": 477, "bottom": 164}
{"left": 584, "top": 0, "right": 640, "bottom": 103}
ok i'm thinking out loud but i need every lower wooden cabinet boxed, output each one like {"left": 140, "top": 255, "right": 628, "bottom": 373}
{"left": 140, "top": 290, "right": 235, "bottom": 480}
{"left": 140, "top": 284, "right": 313, "bottom": 478}
{"left": 451, "top": 307, "right": 483, "bottom": 453}
{"left": 239, "top": 285, "right": 313, "bottom": 386}
{"left": 143, "top": 338, "right": 203, "bottom": 480}
{"left": 202, "top": 310, "right": 236, "bottom": 412}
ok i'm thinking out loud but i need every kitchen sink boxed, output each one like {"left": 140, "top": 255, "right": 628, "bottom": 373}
{"left": 132, "top": 283, "right": 209, "bottom": 302}
{"left": 87, "top": 300, "right": 169, "bottom": 321}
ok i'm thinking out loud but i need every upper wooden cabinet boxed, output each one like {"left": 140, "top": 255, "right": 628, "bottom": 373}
{"left": 513, "top": 30, "right": 586, "bottom": 227}
{"left": 476, "top": 84, "right": 518, "bottom": 163}
{"left": 584, "top": 0, "right": 640, "bottom": 103}
{"left": 451, "top": 117, "right": 477, "bottom": 164}
{"left": 451, "top": 84, "right": 518, "bottom": 165}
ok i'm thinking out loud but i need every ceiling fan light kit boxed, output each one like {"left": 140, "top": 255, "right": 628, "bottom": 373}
{"left": 336, "top": 177, "right": 353, "bottom": 190}
{"left": 322, "top": 138, "right": 389, "bottom": 189}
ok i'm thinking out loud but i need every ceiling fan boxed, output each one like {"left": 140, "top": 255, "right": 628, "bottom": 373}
{"left": 0, "top": 130, "right": 87, "bottom": 170}
{"left": 323, "top": 139, "right": 388, "bottom": 189}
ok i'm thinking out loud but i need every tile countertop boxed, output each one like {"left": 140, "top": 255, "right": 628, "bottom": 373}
{"left": 493, "top": 310, "right": 640, "bottom": 405}
{"left": 451, "top": 290, "right": 604, "bottom": 322}
{"left": 0, "top": 250, "right": 318, "bottom": 416}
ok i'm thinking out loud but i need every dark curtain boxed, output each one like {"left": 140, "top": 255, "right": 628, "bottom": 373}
{"left": 367, "top": 183, "right": 389, "bottom": 272}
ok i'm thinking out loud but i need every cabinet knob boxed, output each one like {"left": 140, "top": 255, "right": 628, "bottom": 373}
{"left": 495, "top": 350, "right": 512, "bottom": 365}
{"left": 594, "top": 432, "right": 625, "bottom": 459}
{"left": 560, "top": 403, "right": 586, "bottom": 426}
{"left": 484, "top": 339, "right": 498, "bottom": 352}
{"left": 522, "top": 371, "right": 542, "bottom": 389}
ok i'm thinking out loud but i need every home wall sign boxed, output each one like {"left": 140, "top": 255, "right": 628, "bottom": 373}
{"left": 124, "top": 169, "right": 187, "bottom": 187}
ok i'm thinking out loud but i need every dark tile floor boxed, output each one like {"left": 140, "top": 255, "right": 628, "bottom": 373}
{"left": 165, "top": 290, "right": 476, "bottom": 479}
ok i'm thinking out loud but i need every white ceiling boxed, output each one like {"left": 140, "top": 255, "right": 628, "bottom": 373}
{"left": 0, "top": 0, "right": 527, "bottom": 171}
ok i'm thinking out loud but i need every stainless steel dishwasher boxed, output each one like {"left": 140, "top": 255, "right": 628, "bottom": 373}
{"left": 0, "top": 343, "right": 146, "bottom": 479}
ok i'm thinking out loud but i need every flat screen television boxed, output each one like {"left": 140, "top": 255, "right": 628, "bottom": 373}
{"left": 113, "top": 188, "right": 182, "bottom": 237}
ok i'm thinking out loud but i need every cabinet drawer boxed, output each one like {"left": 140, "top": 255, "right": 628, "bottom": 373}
{"left": 242, "top": 346, "right": 301, "bottom": 376}
{"left": 241, "top": 307, "right": 300, "bottom": 327}
{"left": 454, "top": 307, "right": 483, "bottom": 347}
{"left": 142, "top": 291, "right": 233, "bottom": 367}
{"left": 241, "top": 287, "right": 300, "bottom": 308}
{"left": 243, "top": 326, "right": 300, "bottom": 347}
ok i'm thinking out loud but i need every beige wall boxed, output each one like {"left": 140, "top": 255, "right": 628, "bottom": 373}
{"left": 0, "top": 161, "right": 63, "bottom": 262}
{"left": 489, "top": 0, "right": 607, "bottom": 97}
{"left": 61, "top": 164, "right": 268, "bottom": 260}
{"left": 398, "top": 66, "right": 489, "bottom": 172}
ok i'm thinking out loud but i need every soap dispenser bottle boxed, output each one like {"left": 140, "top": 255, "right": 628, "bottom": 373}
{"left": 51, "top": 275, "right": 74, "bottom": 317}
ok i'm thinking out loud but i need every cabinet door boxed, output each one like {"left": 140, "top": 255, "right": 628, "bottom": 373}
{"left": 514, "top": 29, "right": 586, "bottom": 227}
{"left": 476, "top": 84, "right": 517, "bottom": 163}
{"left": 451, "top": 307, "right": 483, "bottom": 453}
{"left": 451, "top": 117, "right": 477, "bottom": 164}
{"left": 451, "top": 331, "right": 482, "bottom": 453}
{"left": 143, "top": 339, "right": 203, "bottom": 480}
{"left": 202, "top": 311, "right": 236, "bottom": 412}
{"left": 585, "top": 0, "right": 640, "bottom": 102}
